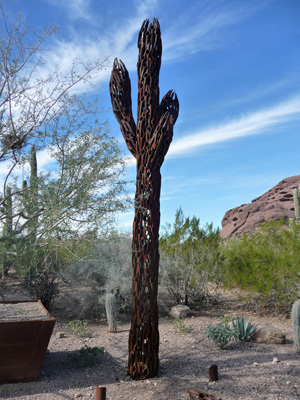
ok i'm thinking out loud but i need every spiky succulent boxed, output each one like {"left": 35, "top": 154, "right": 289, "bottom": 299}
{"left": 231, "top": 316, "right": 258, "bottom": 342}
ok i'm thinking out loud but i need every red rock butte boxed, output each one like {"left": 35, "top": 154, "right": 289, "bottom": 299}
{"left": 220, "top": 175, "right": 300, "bottom": 238}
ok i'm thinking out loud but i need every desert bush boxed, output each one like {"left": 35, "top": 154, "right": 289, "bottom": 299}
{"left": 205, "top": 315, "right": 257, "bottom": 348}
{"left": 160, "top": 208, "right": 224, "bottom": 307}
{"left": 67, "top": 320, "right": 91, "bottom": 338}
{"left": 205, "top": 322, "right": 234, "bottom": 349}
{"left": 61, "top": 231, "right": 132, "bottom": 319}
{"left": 17, "top": 244, "right": 63, "bottom": 310}
{"left": 173, "top": 318, "right": 193, "bottom": 334}
{"left": 67, "top": 345, "right": 105, "bottom": 368}
{"left": 223, "top": 219, "right": 300, "bottom": 312}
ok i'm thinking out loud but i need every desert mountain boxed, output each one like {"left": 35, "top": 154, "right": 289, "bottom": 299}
{"left": 220, "top": 175, "right": 300, "bottom": 238}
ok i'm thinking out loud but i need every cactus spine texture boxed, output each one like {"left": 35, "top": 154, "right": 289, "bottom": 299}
{"left": 105, "top": 293, "right": 117, "bottom": 333}
{"left": 293, "top": 186, "right": 300, "bottom": 221}
{"left": 291, "top": 300, "right": 300, "bottom": 352}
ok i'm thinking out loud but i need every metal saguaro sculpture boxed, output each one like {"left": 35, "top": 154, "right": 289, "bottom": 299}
{"left": 109, "top": 18, "right": 179, "bottom": 380}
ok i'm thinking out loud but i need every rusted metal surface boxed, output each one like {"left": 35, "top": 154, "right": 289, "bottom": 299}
{"left": 0, "top": 300, "right": 55, "bottom": 383}
{"left": 95, "top": 386, "right": 106, "bottom": 400}
{"left": 187, "top": 389, "right": 219, "bottom": 400}
{"left": 209, "top": 364, "right": 218, "bottom": 382}
{"left": 109, "top": 18, "right": 179, "bottom": 380}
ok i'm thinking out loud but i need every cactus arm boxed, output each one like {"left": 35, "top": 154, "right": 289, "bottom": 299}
{"left": 149, "top": 90, "right": 179, "bottom": 169}
{"left": 109, "top": 59, "right": 137, "bottom": 158}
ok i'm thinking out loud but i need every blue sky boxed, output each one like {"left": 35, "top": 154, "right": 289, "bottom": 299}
{"left": 4, "top": 0, "right": 300, "bottom": 232}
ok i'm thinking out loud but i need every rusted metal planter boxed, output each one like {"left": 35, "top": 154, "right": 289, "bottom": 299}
{"left": 0, "top": 300, "right": 55, "bottom": 383}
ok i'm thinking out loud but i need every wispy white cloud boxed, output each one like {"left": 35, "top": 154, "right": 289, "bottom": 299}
{"left": 219, "top": 77, "right": 300, "bottom": 111}
{"left": 37, "top": 149, "right": 55, "bottom": 168}
{"left": 37, "top": 0, "right": 262, "bottom": 94}
{"left": 168, "top": 96, "right": 300, "bottom": 157}
{"left": 37, "top": 0, "right": 158, "bottom": 93}
{"left": 44, "top": 0, "right": 93, "bottom": 21}
{"left": 162, "top": 2, "right": 266, "bottom": 61}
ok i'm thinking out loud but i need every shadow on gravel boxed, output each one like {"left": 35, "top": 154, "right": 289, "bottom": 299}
{"left": 0, "top": 350, "right": 127, "bottom": 398}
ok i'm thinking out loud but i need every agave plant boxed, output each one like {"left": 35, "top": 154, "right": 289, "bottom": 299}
{"left": 231, "top": 316, "right": 258, "bottom": 342}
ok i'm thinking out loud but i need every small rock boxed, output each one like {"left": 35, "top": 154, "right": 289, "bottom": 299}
{"left": 56, "top": 332, "right": 65, "bottom": 338}
{"left": 253, "top": 362, "right": 259, "bottom": 366}
{"left": 272, "top": 357, "right": 279, "bottom": 364}
{"left": 170, "top": 304, "right": 191, "bottom": 318}
{"left": 74, "top": 393, "right": 82, "bottom": 398}
{"left": 286, "top": 381, "right": 291, "bottom": 385}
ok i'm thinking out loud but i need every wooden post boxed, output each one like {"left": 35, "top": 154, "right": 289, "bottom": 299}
{"left": 95, "top": 386, "right": 106, "bottom": 400}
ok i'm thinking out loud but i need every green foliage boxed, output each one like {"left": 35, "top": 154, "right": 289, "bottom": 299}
{"left": 231, "top": 316, "right": 258, "bottom": 342}
{"left": 67, "top": 345, "right": 105, "bottom": 368}
{"left": 160, "top": 207, "right": 224, "bottom": 307}
{"left": 205, "top": 315, "right": 257, "bottom": 348}
{"left": 173, "top": 318, "right": 193, "bottom": 334}
{"left": 205, "top": 322, "right": 234, "bottom": 349}
{"left": 67, "top": 320, "right": 91, "bottom": 338}
{"left": 223, "top": 219, "right": 300, "bottom": 311}
{"left": 17, "top": 244, "right": 62, "bottom": 310}
{"left": 0, "top": 6, "right": 129, "bottom": 310}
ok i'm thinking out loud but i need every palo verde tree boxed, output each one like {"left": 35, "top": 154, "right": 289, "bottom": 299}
{"left": 110, "top": 19, "right": 179, "bottom": 379}
{"left": 160, "top": 207, "right": 223, "bottom": 307}
{"left": 0, "top": 7, "right": 128, "bottom": 286}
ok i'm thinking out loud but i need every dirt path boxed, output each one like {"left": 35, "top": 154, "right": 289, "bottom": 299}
{"left": 0, "top": 295, "right": 299, "bottom": 400}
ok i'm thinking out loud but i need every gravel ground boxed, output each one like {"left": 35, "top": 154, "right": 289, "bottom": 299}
{"left": 1, "top": 301, "right": 300, "bottom": 400}
{"left": 0, "top": 301, "right": 52, "bottom": 321}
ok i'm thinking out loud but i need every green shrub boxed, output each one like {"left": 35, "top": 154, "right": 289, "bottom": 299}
{"left": 173, "top": 318, "right": 193, "bottom": 334}
{"left": 205, "top": 322, "right": 234, "bottom": 349}
{"left": 223, "top": 219, "right": 300, "bottom": 312}
{"left": 67, "top": 320, "right": 91, "bottom": 338}
{"left": 160, "top": 208, "right": 224, "bottom": 307}
{"left": 231, "top": 316, "right": 258, "bottom": 342}
{"left": 17, "top": 244, "right": 62, "bottom": 311}
{"left": 67, "top": 345, "right": 105, "bottom": 368}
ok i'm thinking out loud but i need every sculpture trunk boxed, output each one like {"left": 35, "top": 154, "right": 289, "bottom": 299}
{"left": 109, "top": 18, "right": 179, "bottom": 380}
{"left": 128, "top": 163, "right": 161, "bottom": 378}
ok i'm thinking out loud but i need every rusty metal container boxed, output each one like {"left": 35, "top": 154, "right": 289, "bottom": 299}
{"left": 0, "top": 300, "right": 56, "bottom": 383}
